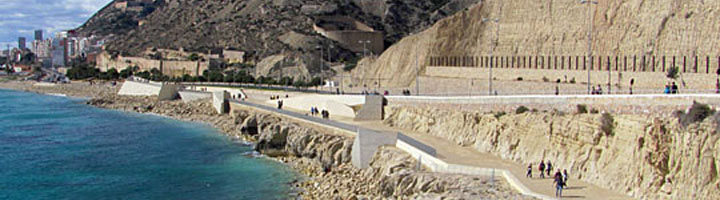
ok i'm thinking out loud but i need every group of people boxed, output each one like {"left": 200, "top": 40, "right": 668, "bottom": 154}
{"left": 526, "top": 160, "right": 569, "bottom": 197}
{"left": 309, "top": 107, "right": 330, "bottom": 119}
{"left": 590, "top": 85, "right": 604, "bottom": 95}
{"left": 664, "top": 82, "right": 680, "bottom": 94}
{"left": 269, "top": 94, "right": 288, "bottom": 100}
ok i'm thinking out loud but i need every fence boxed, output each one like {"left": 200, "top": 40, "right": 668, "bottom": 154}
{"left": 428, "top": 55, "right": 720, "bottom": 74}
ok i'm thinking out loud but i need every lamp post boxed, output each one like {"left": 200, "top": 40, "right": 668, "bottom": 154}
{"left": 580, "top": 0, "right": 598, "bottom": 95}
{"left": 483, "top": 17, "right": 500, "bottom": 96}
{"left": 316, "top": 45, "right": 324, "bottom": 91}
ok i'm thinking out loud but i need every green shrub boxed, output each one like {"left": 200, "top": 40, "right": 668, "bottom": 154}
{"left": 494, "top": 112, "right": 506, "bottom": 119}
{"left": 600, "top": 113, "right": 615, "bottom": 137}
{"left": 676, "top": 102, "right": 716, "bottom": 126}
{"left": 516, "top": 106, "right": 530, "bottom": 114}
{"left": 516, "top": 77, "right": 523, "bottom": 81}
{"left": 590, "top": 108, "right": 600, "bottom": 114}
{"left": 667, "top": 66, "right": 680, "bottom": 79}
{"left": 569, "top": 77, "right": 576, "bottom": 84}
{"left": 576, "top": 104, "right": 588, "bottom": 114}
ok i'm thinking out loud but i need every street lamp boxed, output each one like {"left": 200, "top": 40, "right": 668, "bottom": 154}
{"left": 580, "top": 0, "right": 598, "bottom": 95}
{"left": 358, "top": 40, "right": 370, "bottom": 57}
{"left": 483, "top": 17, "right": 500, "bottom": 96}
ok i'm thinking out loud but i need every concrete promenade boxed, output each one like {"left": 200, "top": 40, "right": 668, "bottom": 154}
{"left": 231, "top": 92, "right": 633, "bottom": 200}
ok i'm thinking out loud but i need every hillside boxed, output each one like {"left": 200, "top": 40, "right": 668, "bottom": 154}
{"left": 76, "top": 0, "right": 479, "bottom": 66}
{"left": 353, "top": 0, "right": 720, "bottom": 88}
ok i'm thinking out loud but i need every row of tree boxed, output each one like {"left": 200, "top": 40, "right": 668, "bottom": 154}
{"left": 65, "top": 65, "right": 324, "bottom": 88}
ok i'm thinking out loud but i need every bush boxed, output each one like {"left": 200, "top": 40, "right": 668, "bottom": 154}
{"left": 590, "top": 108, "right": 600, "bottom": 114}
{"left": 542, "top": 76, "right": 549, "bottom": 82}
{"left": 494, "top": 111, "right": 507, "bottom": 119}
{"left": 569, "top": 77, "right": 576, "bottom": 84}
{"left": 677, "top": 102, "right": 716, "bottom": 126}
{"left": 600, "top": 113, "right": 615, "bottom": 137}
{"left": 516, "top": 106, "right": 530, "bottom": 114}
{"left": 516, "top": 77, "right": 523, "bottom": 81}
{"left": 576, "top": 104, "right": 588, "bottom": 114}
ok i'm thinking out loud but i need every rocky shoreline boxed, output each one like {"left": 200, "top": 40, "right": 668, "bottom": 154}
{"left": 0, "top": 81, "right": 533, "bottom": 199}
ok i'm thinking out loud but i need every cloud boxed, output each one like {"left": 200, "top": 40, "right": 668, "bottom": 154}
{"left": 0, "top": 0, "right": 112, "bottom": 47}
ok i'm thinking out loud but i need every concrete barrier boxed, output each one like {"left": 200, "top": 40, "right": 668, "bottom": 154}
{"left": 118, "top": 80, "right": 162, "bottom": 96}
{"left": 178, "top": 90, "right": 212, "bottom": 102}
{"left": 212, "top": 91, "right": 230, "bottom": 114}
{"left": 351, "top": 130, "right": 398, "bottom": 169}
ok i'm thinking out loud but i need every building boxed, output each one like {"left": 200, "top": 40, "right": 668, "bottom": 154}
{"left": 34, "top": 30, "right": 43, "bottom": 41}
{"left": 51, "top": 38, "right": 66, "bottom": 67}
{"left": 313, "top": 16, "right": 384, "bottom": 55}
{"left": 32, "top": 39, "right": 52, "bottom": 58}
{"left": 18, "top": 37, "right": 26, "bottom": 49}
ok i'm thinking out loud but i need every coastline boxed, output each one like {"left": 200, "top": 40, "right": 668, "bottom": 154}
{"left": 0, "top": 80, "right": 534, "bottom": 199}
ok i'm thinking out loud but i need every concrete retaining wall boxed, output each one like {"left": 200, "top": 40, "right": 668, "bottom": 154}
{"left": 213, "top": 91, "right": 230, "bottom": 114}
{"left": 351, "top": 130, "right": 398, "bottom": 169}
{"left": 355, "top": 95, "right": 385, "bottom": 121}
{"left": 178, "top": 90, "right": 212, "bottom": 102}
{"left": 118, "top": 80, "right": 162, "bottom": 96}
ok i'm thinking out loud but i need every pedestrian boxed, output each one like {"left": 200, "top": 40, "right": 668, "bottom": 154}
{"left": 310, "top": 107, "right": 315, "bottom": 116}
{"left": 538, "top": 161, "right": 546, "bottom": 179}
{"left": 664, "top": 83, "right": 671, "bottom": 94}
{"left": 591, "top": 86, "right": 597, "bottom": 95}
{"left": 555, "top": 86, "right": 559, "bottom": 95}
{"left": 526, "top": 163, "right": 533, "bottom": 178}
{"left": 546, "top": 161, "right": 553, "bottom": 177}
{"left": 671, "top": 82, "right": 679, "bottom": 94}
{"left": 716, "top": 79, "right": 720, "bottom": 94}
{"left": 562, "top": 169, "right": 569, "bottom": 185}
{"left": 277, "top": 100, "right": 283, "bottom": 110}
{"left": 596, "top": 85, "right": 603, "bottom": 95}
{"left": 554, "top": 170, "right": 565, "bottom": 197}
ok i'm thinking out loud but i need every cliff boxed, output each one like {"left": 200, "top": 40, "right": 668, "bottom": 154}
{"left": 383, "top": 104, "right": 720, "bottom": 199}
{"left": 355, "top": 0, "right": 720, "bottom": 87}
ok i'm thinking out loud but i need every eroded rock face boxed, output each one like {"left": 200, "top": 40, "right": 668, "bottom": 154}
{"left": 384, "top": 105, "right": 720, "bottom": 199}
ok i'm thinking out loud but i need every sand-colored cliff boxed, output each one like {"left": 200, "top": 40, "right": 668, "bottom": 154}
{"left": 384, "top": 105, "right": 720, "bottom": 199}
{"left": 355, "top": 0, "right": 720, "bottom": 87}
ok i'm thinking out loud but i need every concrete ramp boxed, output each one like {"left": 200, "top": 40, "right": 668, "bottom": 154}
{"left": 267, "top": 94, "right": 365, "bottom": 118}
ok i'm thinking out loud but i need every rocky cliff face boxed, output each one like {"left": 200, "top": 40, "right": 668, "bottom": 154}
{"left": 384, "top": 105, "right": 720, "bottom": 199}
{"left": 355, "top": 0, "right": 720, "bottom": 87}
{"left": 232, "top": 108, "right": 533, "bottom": 199}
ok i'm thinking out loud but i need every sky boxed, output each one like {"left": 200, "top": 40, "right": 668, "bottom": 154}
{"left": 0, "top": 0, "right": 111, "bottom": 49}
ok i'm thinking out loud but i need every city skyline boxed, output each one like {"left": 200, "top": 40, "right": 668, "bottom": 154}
{"left": 0, "top": 0, "right": 111, "bottom": 49}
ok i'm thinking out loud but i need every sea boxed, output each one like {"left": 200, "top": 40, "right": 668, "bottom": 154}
{"left": 0, "top": 89, "right": 299, "bottom": 199}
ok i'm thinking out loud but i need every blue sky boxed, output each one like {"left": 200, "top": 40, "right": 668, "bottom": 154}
{"left": 0, "top": 0, "right": 111, "bottom": 48}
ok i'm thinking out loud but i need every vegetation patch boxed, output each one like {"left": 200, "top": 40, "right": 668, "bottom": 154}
{"left": 516, "top": 106, "right": 530, "bottom": 114}
{"left": 600, "top": 113, "right": 615, "bottom": 137}
{"left": 576, "top": 104, "right": 588, "bottom": 114}
{"left": 676, "top": 102, "right": 716, "bottom": 127}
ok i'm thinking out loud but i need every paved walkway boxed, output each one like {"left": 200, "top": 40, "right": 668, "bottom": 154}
{"left": 230, "top": 90, "right": 633, "bottom": 200}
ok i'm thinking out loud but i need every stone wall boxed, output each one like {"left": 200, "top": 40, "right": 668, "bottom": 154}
{"left": 96, "top": 52, "right": 209, "bottom": 77}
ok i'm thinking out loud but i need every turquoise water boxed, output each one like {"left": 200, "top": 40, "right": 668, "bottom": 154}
{"left": 0, "top": 89, "right": 299, "bottom": 199}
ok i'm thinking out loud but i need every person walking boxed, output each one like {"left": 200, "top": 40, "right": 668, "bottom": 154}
{"left": 277, "top": 100, "right": 283, "bottom": 110}
{"left": 526, "top": 163, "right": 533, "bottom": 178}
{"left": 596, "top": 85, "right": 603, "bottom": 95}
{"left": 538, "top": 161, "right": 546, "bottom": 179}
{"left": 554, "top": 170, "right": 565, "bottom": 197}
{"left": 563, "top": 169, "right": 569, "bottom": 185}
{"left": 546, "top": 161, "right": 553, "bottom": 177}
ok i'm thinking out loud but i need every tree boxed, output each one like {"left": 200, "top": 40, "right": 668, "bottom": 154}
{"left": 120, "top": 66, "right": 134, "bottom": 78}
{"left": 667, "top": 66, "right": 679, "bottom": 79}
{"left": 188, "top": 53, "right": 202, "bottom": 61}
{"left": 309, "top": 77, "right": 323, "bottom": 86}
